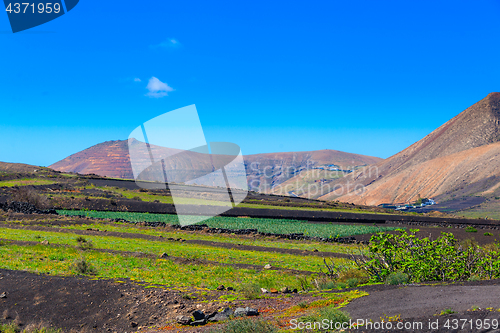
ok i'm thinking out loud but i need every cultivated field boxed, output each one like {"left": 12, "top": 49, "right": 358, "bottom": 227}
{"left": 1, "top": 169, "right": 500, "bottom": 332}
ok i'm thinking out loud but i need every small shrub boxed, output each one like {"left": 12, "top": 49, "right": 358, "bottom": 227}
{"left": 440, "top": 308, "right": 455, "bottom": 315}
{"left": 468, "top": 275, "right": 481, "bottom": 281}
{"left": 14, "top": 314, "right": 22, "bottom": 327}
{"left": 132, "top": 196, "right": 142, "bottom": 201}
{"left": 336, "top": 282, "right": 348, "bottom": 289}
{"left": 297, "top": 301, "right": 309, "bottom": 309}
{"left": 213, "top": 318, "right": 277, "bottom": 333}
{"left": 338, "top": 268, "right": 369, "bottom": 284}
{"left": 295, "top": 276, "right": 312, "bottom": 291}
{"left": 239, "top": 283, "right": 261, "bottom": 300}
{"left": 385, "top": 271, "right": 409, "bottom": 285}
{"left": 346, "top": 278, "right": 360, "bottom": 288}
{"left": 11, "top": 187, "right": 49, "bottom": 209}
{"left": 0, "top": 322, "right": 19, "bottom": 333}
{"left": 75, "top": 237, "right": 93, "bottom": 251}
{"left": 72, "top": 258, "right": 96, "bottom": 275}
{"left": 465, "top": 226, "right": 477, "bottom": 233}
{"left": 317, "top": 280, "right": 336, "bottom": 290}
{"left": 299, "top": 307, "right": 350, "bottom": 327}
{"left": 484, "top": 232, "right": 493, "bottom": 236}
{"left": 2, "top": 309, "right": 10, "bottom": 320}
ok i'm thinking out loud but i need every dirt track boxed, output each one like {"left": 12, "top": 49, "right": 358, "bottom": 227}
{"left": 343, "top": 281, "right": 500, "bottom": 333}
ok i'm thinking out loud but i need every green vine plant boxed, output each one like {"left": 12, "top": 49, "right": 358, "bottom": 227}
{"left": 348, "top": 229, "right": 500, "bottom": 283}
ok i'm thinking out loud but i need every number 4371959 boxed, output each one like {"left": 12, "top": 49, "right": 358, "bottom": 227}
{"left": 5, "top": 2, "right": 62, "bottom": 14}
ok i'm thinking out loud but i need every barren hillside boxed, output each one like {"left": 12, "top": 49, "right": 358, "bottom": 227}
{"left": 320, "top": 92, "right": 500, "bottom": 204}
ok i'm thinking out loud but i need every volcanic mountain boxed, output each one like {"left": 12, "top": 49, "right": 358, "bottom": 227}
{"left": 49, "top": 141, "right": 382, "bottom": 191}
{"left": 319, "top": 92, "right": 500, "bottom": 205}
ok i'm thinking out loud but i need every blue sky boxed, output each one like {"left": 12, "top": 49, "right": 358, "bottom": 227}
{"left": 1, "top": 0, "right": 500, "bottom": 166}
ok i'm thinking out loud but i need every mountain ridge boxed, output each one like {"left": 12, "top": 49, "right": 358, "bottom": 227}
{"left": 49, "top": 141, "right": 383, "bottom": 191}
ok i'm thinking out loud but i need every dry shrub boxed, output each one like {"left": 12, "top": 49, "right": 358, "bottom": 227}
{"left": 72, "top": 258, "right": 96, "bottom": 275}
{"left": 338, "top": 268, "right": 369, "bottom": 284}
{"left": 11, "top": 187, "right": 49, "bottom": 209}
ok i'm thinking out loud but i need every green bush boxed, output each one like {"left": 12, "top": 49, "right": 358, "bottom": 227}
{"left": 440, "top": 308, "right": 455, "bottom": 315}
{"left": 484, "top": 232, "right": 493, "bottom": 236}
{"left": 385, "top": 271, "right": 409, "bottom": 285}
{"left": 346, "top": 278, "right": 360, "bottom": 288}
{"left": 317, "top": 280, "right": 337, "bottom": 290}
{"left": 351, "top": 229, "right": 500, "bottom": 282}
{"left": 465, "top": 226, "right": 477, "bottom": 233}
{"left": 212, "top": 319, "right": 277, "bottom": 333}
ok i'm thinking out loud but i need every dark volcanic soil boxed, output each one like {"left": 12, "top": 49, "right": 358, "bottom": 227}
{"left": 0, "top": 269, "right": 190, "bottom": 332}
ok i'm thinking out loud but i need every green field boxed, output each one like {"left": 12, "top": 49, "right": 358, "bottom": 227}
{"left": 0, "top": 228, "right": 347, "bottom": 272}
{"left": 57, "top": 210, "right": 400, "bottom": 238}
{"left": 0, "top": 178, "right": 57, "bottom": 187}
{"left": 55, "top": 221, "right": 365, "bottom": 254}
{"left": 0, "top": 242, "right": 303, "bottom": 290}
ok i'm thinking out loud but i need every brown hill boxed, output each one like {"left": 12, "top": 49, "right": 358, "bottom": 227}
{"left": 320, "top": 92, "right": 500, "bottom": 204}
{"left": 50, "top": 141, "right": 382, "bottom": 191}
{"left": 0, "top": 162, "right": 42, "bottom": 173}
{"left": 50, "top": 140, "right": 134, "bottom": 179}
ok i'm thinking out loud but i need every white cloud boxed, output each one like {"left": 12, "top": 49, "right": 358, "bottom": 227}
{"left": 145, "top": 77, "right": 174, "bottom": 98}
{"left": 151, "top": 38, "right": 182, "bottom": 49}
{"left": 134, "top": 78, "right": 142, "bottom": 82}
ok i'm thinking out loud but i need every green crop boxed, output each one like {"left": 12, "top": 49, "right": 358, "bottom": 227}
{"left": 57, "top": 210, "right": 400, "bottom": 238}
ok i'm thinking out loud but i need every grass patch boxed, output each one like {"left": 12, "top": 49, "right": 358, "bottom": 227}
{"left": 0, "top": 178, "right": 57, "bottom": 187}
{"left": 0, "top": 243, "right": 304, "bottom": 290}
{"left": 55, "top": 222, "right": 366, "bottom": 254}
{"left": 0, "top": 228, "right": 345, "bottom": 271}
{"left": 211, "top": 318, "right": 278, "bottom": 333}
{"left": 298, "top": 306, "right": 350, "bottom": 328}
{"left": 0, "top": 322, "right": 61, "bottom": 333}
